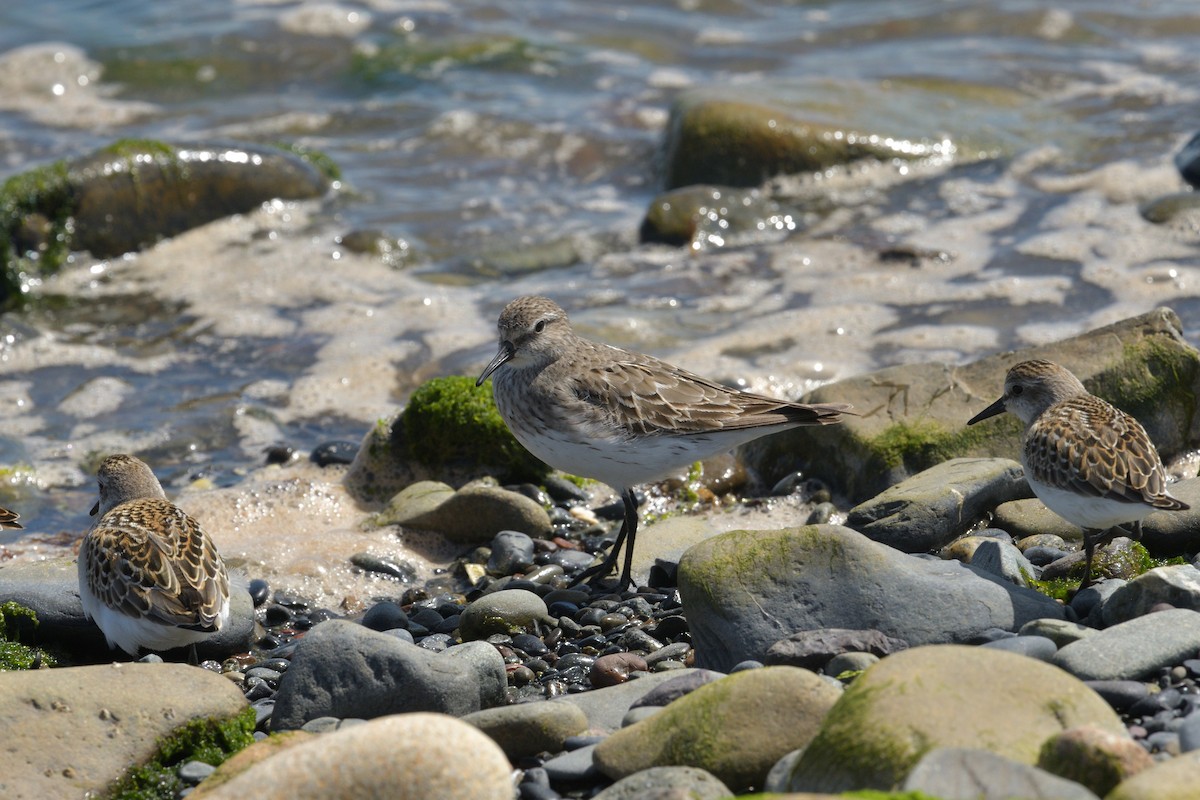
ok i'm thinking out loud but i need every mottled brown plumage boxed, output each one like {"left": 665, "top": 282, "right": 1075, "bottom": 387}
{"left": 477, "top": 295, "right": 853, "bottom": 590}
{"left": 0, "top": 506, "right": 22, "bottom": 529}
{"left": 79, "top": 454, "right": 230, "bottom": 656}
{"left": 968, "top": 359, "right": 1187, "bottom": 589}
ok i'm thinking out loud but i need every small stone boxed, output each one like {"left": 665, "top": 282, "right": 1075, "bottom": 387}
{"left": 310, "top": 440, "right": 359, "bottom": 466}
{"left": 361, "top": 601, "right": 409, "bottom": 632}
{"left": 590, "top": 653, "right": 649, "bottom": 688}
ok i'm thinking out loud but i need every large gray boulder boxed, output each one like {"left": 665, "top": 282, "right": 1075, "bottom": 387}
{"left": 678, "top": 524, "right": 1064, "bottom": 672}
{"left": 271, "top": 619, "right": 506, "bottom": 730}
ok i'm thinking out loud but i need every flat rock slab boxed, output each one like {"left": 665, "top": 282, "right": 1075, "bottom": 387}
{"left": 1053, "top": 608, "right": 1200, "bottom": 681}
{"left": 847, "top": 458, "right": 1030, "bottom": 552}
{"left": 0, "top": 662, "right": 247, "bottom": 800}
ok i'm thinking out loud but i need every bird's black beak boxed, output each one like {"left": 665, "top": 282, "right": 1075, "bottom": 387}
{"left": 477, "top": 341, "right": 515, "bottom": 386}
{"left": 90, "top": 501, "right": 99, "bottom": 517}
{"left": 967, "top": 396, "right": 1007, "bottom": 426}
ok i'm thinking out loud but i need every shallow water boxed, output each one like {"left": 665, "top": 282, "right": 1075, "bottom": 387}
{"left": 1, "top": 0, "right": 1198, "bottom": 606}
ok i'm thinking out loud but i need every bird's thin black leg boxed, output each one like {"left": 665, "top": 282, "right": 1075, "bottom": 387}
{"left": 1078, "top": 529, "right": 1098, "bottom": 591}
{"left": 616, "top": 488, "right": 639, "bottom": 592}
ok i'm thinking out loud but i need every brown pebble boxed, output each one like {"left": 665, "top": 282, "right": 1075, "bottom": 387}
{"left": 589, "top": 652, "right": 648, "bottom": 688}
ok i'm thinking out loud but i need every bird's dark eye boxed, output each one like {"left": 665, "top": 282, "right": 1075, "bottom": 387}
{"left": 534, "top": 320, "right": 546, "bottom": 333}
{"left": 1010, "top": 385, "right": 1023, "bottom": 396}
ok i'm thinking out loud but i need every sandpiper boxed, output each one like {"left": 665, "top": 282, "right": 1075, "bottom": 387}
{"left": 78, "top": 454, "right": 231, "bottom": 657}
{"left": 0, "top": 506, "right": 22, "bottom": 529}
{"left": 967, "top": 358, "right": 1189, "bottom": 589}
{"left": 477, "top": 295, "right": 853, "bottom": 590}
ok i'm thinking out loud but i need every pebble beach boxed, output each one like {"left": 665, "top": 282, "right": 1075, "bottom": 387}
{"left": 4, "top": 0, "right": 1200, "bottom": 798}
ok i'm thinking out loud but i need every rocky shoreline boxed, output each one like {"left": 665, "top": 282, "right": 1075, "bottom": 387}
{"left": 4, "top": 308, "right": 1200, "bottom": 799}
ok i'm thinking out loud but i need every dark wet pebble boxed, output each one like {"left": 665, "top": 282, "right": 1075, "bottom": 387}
{"left": 512, "top": 633, "right": 549, "bottom": 656}
{"left": 489, "top": 530, "right": 536, "bottom": 575}
{"left": 1176, "top": 131, "right": 1200, "bottom": 187}
{"left": 409, "top": 607, "right": 444, "bottom": 629}
{"left": 264, "top": 445, "right": 297, "bottom": 465}
{"left": 252, "top": 698, "right": 274, "bottom": 730}
{"left": 589, "top": 652, "right": 648, "bottom": 688}
{"left": 1022, "top": 545, "right": 1071, "bottom": 567}
{"left": 542, "top": 475, "right": 589, "bottom": 503}
{"left": 310, "top": 440, "right": 359, "bottom": 466}
{"left": 263, "top": 605, "right": 294, "bottom": 627}
{"left": 247, "top": 578, "right": 271, "bottom": 606}
{"left": 594, "top": 491, "right": 643, "bottom": 520}
{"left": 361, "top": 600, "right": 409, "bottom": 632}
{"left": 350, "top": 552, "right": 417, "bottom": 581}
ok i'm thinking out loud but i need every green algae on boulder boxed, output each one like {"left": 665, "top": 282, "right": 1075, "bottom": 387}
{"left": 742, "top": 307, "right": 1200, "bottom": 503}
{"left": 592, "top": 666, "right": 841, "bottom": 792}
{"left": 345, "top": 376, "right": 549, "bottom": 502}
{"left": 0, "top": 601, "right": 56, "bottom": 670}
{"left": 0, "top": 139, "right": 334, "bottom": 307}
{"left": 661, "top": 92, "right": 954, "bottom": 190}
{"left": 787, "top": 644, "right": 1127, "bottom": 794}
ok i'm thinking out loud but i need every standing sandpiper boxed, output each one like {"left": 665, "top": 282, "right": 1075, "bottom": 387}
{"left": 78, "top": 454, "right": 231, "bottom": 657}
{"left": 0, "top": 506, "right": 22, "bottom": 529}
{"left": 967, "top": 359, "right": 1189, "bottom": 589}
{"left": 477, "top": 295, "right": 853, "bottom": 590}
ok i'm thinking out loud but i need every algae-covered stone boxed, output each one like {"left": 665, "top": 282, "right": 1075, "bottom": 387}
{"left": 0, "top": 662, "right": 251, "bottom": 800}
{"left": 345, "top": 376, "right": 549, "bottom": 502}
{"left": 787, "top": 644, "right": 1127, "bottom": 793}
{"left": 592, "top": 665, "right": 841, "bottom": 792}
{"left": 459, "top": 588, "right": 553, "bottom": 641}
{"left": 662, "top": 91, "right": 951, "bottom": 190}
{"left": 0, "top": 139, "right": 333, "bottom": 305}
{"left": 1036, "top": 725, "right": 1152, "bottom": 797}
{"left": 743, "top": 307, "right": 1200, "bottom": 503}
{"left": 375, "top": 480, "right": 551, "bottom": 544}
{"left": 191, "top": 713, "right": 513, "bottom": 800}
{"left": 463, "top": 700, "right": 588, "bottom": 761}
{"left": 1106, "top": 751, "right": 1200, "bottom": 800}
{"left": 678, "top": 525, "right": 1062, "bottom": 672}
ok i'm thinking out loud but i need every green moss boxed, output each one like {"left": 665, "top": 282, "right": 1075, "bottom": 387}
{"left": 402, "top": 376, "right": 549, "bottom": 484}
{"left": 274, "top": 142, "right": 342, "bottom": 182}
{"left": 0, "top": 601, "right": 56, "bottom": 670}
{"left": 794, "top": 678, "right": 929, "bottom": 792}
{"left": 1088, "top": 338, "right": 1200, "bottom": 449}
{"left": 103, "top": 706, "right": 256, "bottom": 800}
{"left": 867, "top": 418, "right": 1007, "bottom": 473}
{"left": 101, "top": 139, "right": 178, "bottom": 160}
{"left": 0, "top": 158, "right": 76, "bottom": 304}
{"left": 680, "top": 527, "right": 845, "bottom": 607}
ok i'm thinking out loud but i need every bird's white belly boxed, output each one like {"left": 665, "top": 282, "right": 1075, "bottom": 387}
{"left": 1029, "top": 482, "right": 1154, "bottom": 531}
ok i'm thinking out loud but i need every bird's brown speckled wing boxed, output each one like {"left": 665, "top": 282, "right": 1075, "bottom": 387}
{"left": 570, "top": 347, "right": 851, "bottom": 436}
{"left": 0, "top": 506, "right": 22, "bottom": 529}
{"left": 1024, "top": 396, "right": 1188, "bottom": 510}
{"left": 82, "top": 499, "right": 229, "bottom": 630}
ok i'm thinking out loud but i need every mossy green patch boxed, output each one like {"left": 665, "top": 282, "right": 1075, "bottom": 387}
{"left": 1089, "top": 338, "right": 1200, "bottom": 448}
{"left": 274, "top": 142, "right": 342, "bottom": 182}
{"left": 0, "top": 601, "right": 56, "bottom": 670}
{"left": 103, "top": 705, "right": 256, "bottom": 800}
{"left": 867, "top": 418, "right": 1008, "bottom": 472}
{"left": 402, "top": 376, "right": 548, "bottom": 484}
{"left": 0, "top": 158, "right": 75, "bottom": 305}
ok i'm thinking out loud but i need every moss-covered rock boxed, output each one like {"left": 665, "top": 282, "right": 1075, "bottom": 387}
{"left": 592, "top": 666, "right": 842, "bottom": 792}
{"left": 0, "top": 139, "right": 334, "bottom": 307}
{"left": 743, "top": 307, "right": 1200, "bottom": 504}
{"left": 661, "top": 93, "right": 952, "bottom": 190}
{"left": 0, "top": 601, "right": 56, "bottom": 670}
{"left": 787, "top": 645, "right": 1127, "bottom": 793}
{"left": 1036, "top": 725, "right": 1153, "bottom": 797}
{"left": 344, "top": 376, "right": 549, "bottom": 502}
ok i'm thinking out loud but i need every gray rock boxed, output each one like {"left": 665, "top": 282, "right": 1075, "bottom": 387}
{"left": 463, "top": 701, "right": 588, "bottom": 761}
{"left": 763, "top": 627, "right": 908, "bottom": 671}
{"left": 459, "top": 588, "right": 552, "bottom": 640}
{"left": 591, "top": 766, "right": 733, "bottom": 800}
{"left": 628, "top": 669, "right": 726, "bottom": 709}
{"left": 376, "top": 481, "right": 551, "bottom": 544}
{"left": 541, "top": 743, "right": 601, "bottom": 783}
{"left": 1177, "top": 712, "right": 1200, "bottom": 753}
{"left": 1139, "top": 477, "right": 1200, "bottom": 555}
{"left": 980, "top": 635, "right": 1058, "bottom": 662}
{"left": 903, "top": 747, "right": 1101, "bottom": 800}
{"left": 846, "top": 458, "right": 1030, "bottom": 552}
{"left": 553, "top": 669, "right": 708, "bottom": 734}
{"left": 825, "top": 651, "right": 879, "bottom": 675}
{"left": 764, "top": 749, "right": 804, "bottom": 792}
{"left": 194, "top": 712, "right": 512, "bottom": 800}
{"left": 271, "top": 619, "right": 506, "bottom": 729}
{"left": 1018, "top": 618, "right": 1095, "bottom": 648}
{"left": 486, "top": 530, "right": 535, "bottom": 575}
{"left": 972, "top": 539, "right": 1039, "bottom": 586}
{"left": 0, "top": 557, "right": 255, "bottom": 661}
{"left": 1098, "top": 564, "right": 1200, "bottom": 626}
{"left": 0, "top": 663, "right": 247, "bottom": 800}
{"left": 1053, "top": 608, "right": 1200, "bottom": 681}
{"left": 679, "top": 525, "right": 1064, "bottom": 672}
{"left": 995, "top": 499, "right": 1084, "bottom": 542}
